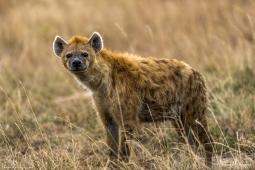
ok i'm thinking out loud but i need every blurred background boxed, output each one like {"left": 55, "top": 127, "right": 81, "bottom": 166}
{"left": 0, "top": 0, "right": 255, "bottom": 169}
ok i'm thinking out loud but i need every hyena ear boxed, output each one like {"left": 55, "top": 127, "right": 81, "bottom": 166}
{"left": 87, "top": 32, "right": 103, "bottom": 53}
{"left": 53, "top": 36, "right": 67, "bottom": 57}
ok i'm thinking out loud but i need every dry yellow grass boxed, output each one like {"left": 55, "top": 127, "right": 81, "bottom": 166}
{"left": 0, "top": 0, "right": 255, "bottom": 169}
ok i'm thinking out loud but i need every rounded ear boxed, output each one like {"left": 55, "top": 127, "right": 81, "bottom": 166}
{"left": 53, "top": 36, "right": 67, "bottom": 57}
{"left": 87, "top": 32, "right": 103, "bottom": 53}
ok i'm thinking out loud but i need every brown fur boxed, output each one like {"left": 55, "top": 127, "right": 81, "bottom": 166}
{"left": 53, "top": 33, "right": 214, "bottom": 167}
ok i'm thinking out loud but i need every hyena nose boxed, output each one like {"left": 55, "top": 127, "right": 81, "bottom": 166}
{"left": 72, "top": 59, "right": 82, "bottom": 67}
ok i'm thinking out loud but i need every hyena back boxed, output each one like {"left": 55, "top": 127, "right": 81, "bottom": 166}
{"left": 53, "top": 32, "right": 214, "bottom": 167}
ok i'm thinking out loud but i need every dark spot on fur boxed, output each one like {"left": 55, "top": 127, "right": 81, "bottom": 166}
{"left": 159, "top": 78, "right": 165, "bottom": 84}
{"left": 202, "top": 108, "right": 206, "bottom": 114}
{"left": 141, "top": 61, "right": 149, "bottom": 65}
{"left": 150, "top": 89, "right": 157, "bottom": 99}
{"left": 192, "top": 98, "right": 197, "bottom": 106}
{"left": 151, "top": 76, "right": 156, "bottom": 82}
{"left": 157, "top": 68, "right": 166, "bottom": 72}
{"left": 169, "top": 74, "right": 179, "bottom": 87}
{"left": 174, "top": 69, "right": 182, "bottom": 79}
{"left": 161, "top": 59, "right": 168, "bottom": 64}
{"left": 117, "top": 68, "right": 126, "bottom": 73}
{"left": 155, "top": 60, "right": 161, "bottom": 63}
{"left": 186, "top": 105, "right": 190, "bottom": 111}
{"left": 200, "top": 97, "right": 204, "bottom": 103}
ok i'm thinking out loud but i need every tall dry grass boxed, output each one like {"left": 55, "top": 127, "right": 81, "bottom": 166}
{"left": 0, "top": 0, "right": 255, "bottom": 169}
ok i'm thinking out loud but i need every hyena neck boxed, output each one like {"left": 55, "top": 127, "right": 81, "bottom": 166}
{"left": 73, "top": 72, "right": 103, "bottom": 92}
{"left": 73, "top": 49, "right": 137, "bottom": 94}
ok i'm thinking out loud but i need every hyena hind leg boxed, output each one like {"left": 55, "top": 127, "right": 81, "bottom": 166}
{"left": 171, "top": 119, "right": 199, "bottom": 153}
{"left": 188, "top": 118, "right": 214, "bottom": 168}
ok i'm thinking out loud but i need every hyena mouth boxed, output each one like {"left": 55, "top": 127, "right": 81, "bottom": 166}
{"left": 69, "top": 65, "right": 87, "bottom": 72}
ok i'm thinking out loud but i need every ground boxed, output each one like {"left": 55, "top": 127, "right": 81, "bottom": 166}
{"left": 0, "top": 0, "right": 255, "bottom": 169}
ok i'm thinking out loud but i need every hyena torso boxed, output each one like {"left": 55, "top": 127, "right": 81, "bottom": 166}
{"left": 53, "top": 32, "right": 214, "bottom": 167}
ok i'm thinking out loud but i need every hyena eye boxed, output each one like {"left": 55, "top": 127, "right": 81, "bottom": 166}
{"left": 81, "top": 52, "right": 88, "bottom": 58}
{"left": 66, "top": 53, "right": 72, "bottom": 58}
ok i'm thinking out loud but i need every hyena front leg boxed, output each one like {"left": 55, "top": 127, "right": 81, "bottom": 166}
{"left": 93, "top": 97, "right": 120, "bottom": 159}
{"left": 105, "top": 116, "right": 120, "bottom": 159}
{"left": 112, "top": 103, "right": 139, "bottom": 162}
{"left": 120, "top": 126, "right": 134, "bottom": 162}
{"left": 97, "top": 111, "right": 120, "bottom": 159}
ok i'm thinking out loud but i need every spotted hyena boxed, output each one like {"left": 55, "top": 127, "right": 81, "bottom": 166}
{"left": 53, "top": 32, "right": 214, "bottom": 167}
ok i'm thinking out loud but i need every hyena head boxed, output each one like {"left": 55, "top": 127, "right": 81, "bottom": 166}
{"left": 53, "top": 32, "right": 103, "bottom": 73}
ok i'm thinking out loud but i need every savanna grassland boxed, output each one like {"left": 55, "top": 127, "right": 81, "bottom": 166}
{"left": 0, "top": 0, "right": 255, "bottom": 169}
